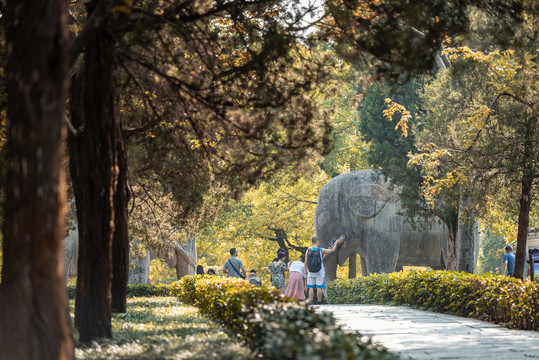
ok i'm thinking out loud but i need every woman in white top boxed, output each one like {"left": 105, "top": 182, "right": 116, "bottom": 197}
{"left": 285, "top": 254, "right": 306, "bottom": 300}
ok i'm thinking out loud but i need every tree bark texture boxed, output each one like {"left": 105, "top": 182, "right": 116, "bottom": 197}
{"left": 513, "top": 178, "right": 532, "bottom": 279}
{"left": 0, "top": 0, "right": 74, "bottom": 358}
{"left": 446, "top": 222, "right": 458, "bottom": 271}
{"left": 512, "top": 113, "right": 536, "bottom": 279}
{"left": 456, "top": 220, "right": 479, "bottom": 273}
{"left": 457, "top": 190, "right": 479, "bottom": 274}
{"left": 68, "top": 2, "right": 118, "bottom": 341}
{"left": 111, "top": 134, "right": 129, "bottom": 313}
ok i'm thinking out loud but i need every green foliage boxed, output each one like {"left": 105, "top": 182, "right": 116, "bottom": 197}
{"left": 74, "top": 297, "right": 253, "bottom": 359}
{"left": 452, "top": 8, "right": 525, "bottom": 52}
{"left": 478, "top": 230, "right": 507, "bottom": 274}
{"left": 411, "top": 17, "right": 538, "bottom": 276}
{"left": 319, "top": 64, "right": 369, "bottom": 177}
{"left": 328, "top": 270, "right": 539, "bottom": 330}
{"left": 324, "top": 0, "right": 524, "bottom": 77}
{"left": 125, "top": 284, "right": 174, "bottom": 297}
{"left": 127, "top": 181, "right": 190, "bottom": 255}
{"left": 413, "top": 46, "right": 539, "bottom": 205}
{"left": 173, "top": 275, "right": 397, "bottom": 359}
{"left": 149, "top": 258, "right": 177, "bottom": 285}
{"left": 410, "top": 7, "right": 538, "bottom": 228}
{"left": 119, "top": 1, "right": 336, "bottom": 239}
{"left": 197, "top": 170, "right": 330, "bottom": 277}
{"left": 67, "top": 284, "right": 174, "bottom": 299}
{"left": 358, "top": 81, "right": 434, "bottom": 218}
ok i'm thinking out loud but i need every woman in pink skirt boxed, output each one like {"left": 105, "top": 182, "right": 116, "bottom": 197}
{"left": 285, "top": 254, "right": 306, "bottom": 300}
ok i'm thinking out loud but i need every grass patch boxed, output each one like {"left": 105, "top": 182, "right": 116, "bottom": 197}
{"left": 72, "top": 297, "right": 253, "bottom": 360}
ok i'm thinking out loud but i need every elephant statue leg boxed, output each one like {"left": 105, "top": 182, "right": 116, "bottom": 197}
{"left": 348, "top": 252, "right": 357, "bottom": 279}
{"left": 360, "top": 254, "right": 368, "bottom": 277}
{"left": 323, "top": 252, "right": 338, "bottom": 284}
{"left": 364, "top": 228, "right": 400, "bottom": 274}
{"left": 173, "top": 242, "right": 197, "bottom": 279}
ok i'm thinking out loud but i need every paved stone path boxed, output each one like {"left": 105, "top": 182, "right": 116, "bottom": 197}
{"left": 317, "top": 304, "right": 539, "bottom": 359}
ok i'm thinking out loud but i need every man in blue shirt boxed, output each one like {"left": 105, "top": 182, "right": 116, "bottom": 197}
{"left": 503, "top": 245, "right": 515, "bottom": 276}
{"left": 223, "top": 248, "right": 246, "bottom": 279}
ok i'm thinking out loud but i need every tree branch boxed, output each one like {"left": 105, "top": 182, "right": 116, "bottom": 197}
{"left": 69, "top": 0, "right": 116, "bottom": 68}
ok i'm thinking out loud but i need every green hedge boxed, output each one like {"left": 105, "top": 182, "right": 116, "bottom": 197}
{"left": 172, "top": 275, "right": 396, "bottom": 360}
{"left": 327, "top": 270, "right": 539, "bottom": 330}
{"left": 67, "top": 283, "right": 174, "bottom": 299}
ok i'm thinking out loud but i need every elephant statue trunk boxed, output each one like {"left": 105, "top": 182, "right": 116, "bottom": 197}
{"left": 327, "top": 232, "right": 348, "bottom": 250}
{"left": 320, "top": 233, "right": 348, "bottom": 281}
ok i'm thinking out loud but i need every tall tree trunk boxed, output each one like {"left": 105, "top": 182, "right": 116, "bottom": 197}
{"left": 446, "top": 221, "right": 458, "bottom": 271}
{"left": 457, "top": 189, "right": 479, "bottom": 274}
{"left": 0, "top": 0, "right": 74, "bottom": 358}
{"left": 112, "top": 137, "right": 129, "bottom": 313}
{"left": 456, "top": 220, "right": 479, "bottom": 273}
{"left": 513, "top": 114, "right": 536, "bottom": 279}
{"left": 436, "top": 207, "right": 459, "bottom": 271}
{"left": 513, "top": 179, "right": 532, "bottom": 279}
{"left": 69, "top": 1, "right": 118, "bottom": 341}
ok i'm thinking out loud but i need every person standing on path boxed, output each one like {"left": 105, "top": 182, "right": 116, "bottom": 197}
{"left": 223, "top": 248, "right": 246, "bottom": 279}
{"left": 503, "top": 245, "right": 515, "bottom": 276}
{"left": 248, "top": 269, "right": 262, "bottom": 287}
{"left": 285, "top": 254, "right": 307, "bottom": 300}
{"left": 305, "top": 236, "right": 343, "bottom": 304}
{"left": 196, "top": 265, "right": 205, "bottom": 275}
{"left": 266, "top": 250, "right": 288, "bottom": 293}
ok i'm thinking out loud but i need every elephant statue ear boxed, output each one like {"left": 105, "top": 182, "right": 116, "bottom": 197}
{"left": 349, "top": 184, "right": 391, "bottom": 218}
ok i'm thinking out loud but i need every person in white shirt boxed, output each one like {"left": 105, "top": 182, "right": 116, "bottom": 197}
{"left": 285, "top": 254, "right": 306, "bottom": 300}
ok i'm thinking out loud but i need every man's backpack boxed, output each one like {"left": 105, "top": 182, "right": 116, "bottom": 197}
{"left": 307, "top": 247, "right": 322, "bottom": 273}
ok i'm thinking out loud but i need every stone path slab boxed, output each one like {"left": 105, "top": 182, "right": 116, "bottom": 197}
{"left": 317, "top": 304, "right": 539, "bottom": 360}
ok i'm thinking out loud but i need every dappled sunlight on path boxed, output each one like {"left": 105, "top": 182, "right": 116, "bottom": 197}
{"left": 318, "top": 305, "right": 539, "bottom": 360}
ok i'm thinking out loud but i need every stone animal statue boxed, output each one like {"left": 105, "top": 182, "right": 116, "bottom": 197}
{"left": 63, "top": 222, "right": 79, "bottom": 282}
{"left": 63, "top": 224, "right": 197, "bottom": 284}
{"left": 149, "top": 237, "right": 197, "bottom": 281}
{"left": 314, "top": 170, "right": 447, "bottom": 282}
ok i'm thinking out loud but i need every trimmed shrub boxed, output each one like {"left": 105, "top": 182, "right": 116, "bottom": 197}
{"left": 328, "top": 270, "right": 539, "bottom": 330}
{"left": 126, "top": 283, "right": 173, "bottom": 297}
{"left": 67, "top": 283, "right": 174, "bottom": 299}
{"left": 172, "top": 275, "right": 396, "bottom": 360}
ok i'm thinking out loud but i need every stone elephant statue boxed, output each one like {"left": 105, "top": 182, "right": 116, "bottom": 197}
{"left": 149, "top": 237, "right": 197, "bottom": 281}
{"left": 63, "top": 224, "right": 197, "bottom": 284}
{"left": 314, "top": 170, "right": 447, "bottom": 282}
